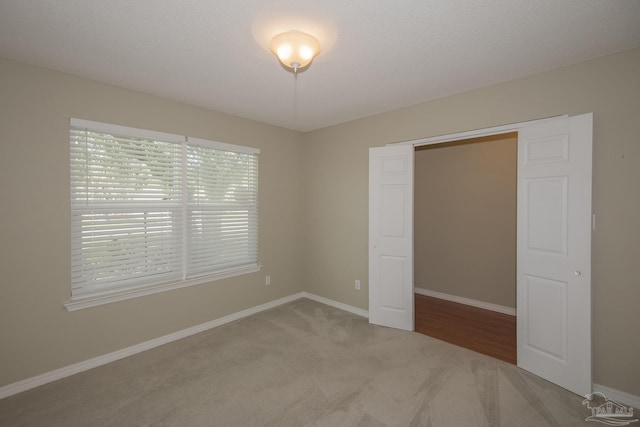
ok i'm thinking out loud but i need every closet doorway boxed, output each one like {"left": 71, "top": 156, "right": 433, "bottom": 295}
{"left": 413, "top": 133, "right": 517, "bottom": 363}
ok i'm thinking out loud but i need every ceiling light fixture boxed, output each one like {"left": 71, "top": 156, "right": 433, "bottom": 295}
{"left": 270, "top": 30, "right": 320, "bottom": 74}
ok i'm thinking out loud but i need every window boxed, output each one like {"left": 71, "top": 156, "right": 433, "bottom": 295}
{"left": 68, "top": 118, "right": 259, "bottom": 310}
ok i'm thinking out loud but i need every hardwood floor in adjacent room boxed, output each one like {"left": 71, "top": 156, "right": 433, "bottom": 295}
{"left": 414, "top": 293, "right": 517, "bottom": 364}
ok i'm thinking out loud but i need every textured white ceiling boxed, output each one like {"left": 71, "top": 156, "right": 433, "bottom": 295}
{"left": 1, "top": 1, "right": 639, "bottom": 131}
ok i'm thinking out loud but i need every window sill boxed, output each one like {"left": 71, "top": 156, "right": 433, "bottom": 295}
{"left": 65, "top": 264, "right": 262, "bottom": 312}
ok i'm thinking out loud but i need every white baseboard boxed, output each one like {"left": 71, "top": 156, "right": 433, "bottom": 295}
{"left": 593, "top": 383, "right": 640, "bottom": 410}
{"left": 0, "top": 292, "right": 303, "bottom": 400}
{"left": 0, "top": 292, "right": 366, "bottom": 400}
{"left": 415, "top": 287, "right": 516, "bottom": 316}
{"left": 302, "top": 292, "right": 369, "bottom": 318}
{"left": 4, "top": 292, "right": 638, "bottom": 412}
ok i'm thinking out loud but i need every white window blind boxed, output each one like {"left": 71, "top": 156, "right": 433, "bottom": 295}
{"left": 186, "top": 139, "right": 259, "bottom": 277}
{"left": 69, "top": 119, "right": 259, "bottom": 303}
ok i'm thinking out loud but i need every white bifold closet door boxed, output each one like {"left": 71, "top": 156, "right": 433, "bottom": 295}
{"left": 369, "top": 114, "right": 592, "bottom": 396}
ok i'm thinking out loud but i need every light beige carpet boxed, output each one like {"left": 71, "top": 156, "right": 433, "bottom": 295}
{"left": 0, "top": 299, "right": 600, "bottom": 426}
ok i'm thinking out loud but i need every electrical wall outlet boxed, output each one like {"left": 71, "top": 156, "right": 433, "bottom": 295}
{"left": 355, "top": 279, "right": 361, "bottom": 290}
{"left": 265, "top": 275, "right": 271, "bottom": 286}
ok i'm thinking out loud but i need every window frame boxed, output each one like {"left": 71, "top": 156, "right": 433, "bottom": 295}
{"left": 66, "top": 118, "right": 260, "bottom": 311}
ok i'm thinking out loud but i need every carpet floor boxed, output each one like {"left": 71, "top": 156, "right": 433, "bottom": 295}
{"left": 0, "top": 299, "right": 600, "bottom": 426}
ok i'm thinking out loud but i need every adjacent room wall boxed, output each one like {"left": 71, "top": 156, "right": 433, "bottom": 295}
{"left": 414, "top": 134, "right": 517, "bottom": 309}
{"left": 303, "top": 48, "right": 640, "bottom": 397}
{"left": 0, "top": 57, "right": 306, "bottom": 387}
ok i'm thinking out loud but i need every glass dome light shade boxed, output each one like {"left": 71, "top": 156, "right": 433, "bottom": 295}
{"left": 270, "top": 30, "right": 320, "bottom": 71}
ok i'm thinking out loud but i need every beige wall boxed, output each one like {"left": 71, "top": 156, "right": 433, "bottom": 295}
{"left": 304, "top": 48, "right": 640, "bottom": 396}
{"left": 414, "top": 134, "right": 517, "bottom": 308}
{"left": 0, "top": 57, "right": 305, "bottom": 387}
{"left": 1, "top": 48, "right": 639, "bottom": 398}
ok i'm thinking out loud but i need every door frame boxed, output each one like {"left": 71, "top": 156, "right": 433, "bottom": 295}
{"left": 391, "top": 116, "right": 566, "bottom": 148}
